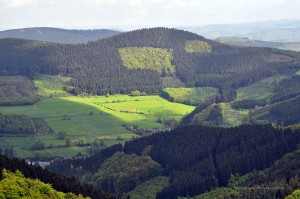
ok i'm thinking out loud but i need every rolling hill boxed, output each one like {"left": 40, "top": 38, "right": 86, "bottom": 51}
{"left": 216, "top": 36, "right": 300, "bottom": 52}
{"left": 181, "top": 19, "right": 300, "bottom": 42}
{"left": 0, "top": 27, "right": 120, "bottom": 44}
{"left": 1, "top": 27, "right": 299, "bottom": 102}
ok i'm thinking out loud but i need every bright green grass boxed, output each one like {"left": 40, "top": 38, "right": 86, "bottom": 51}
{"left": 34, "top": 75, "right": 71, "bottom": 97}
{"left": 185, "top": 40, "right": 212, "bottom": 53}
{"left": 128, "top": 176, "right": 169, "bottom": 199}
{"left": 0, "top": 95, "right": 195, "bottom": 158}
{"left": 220, "top": 103, "right": 249, "bottom": 126}
{"left": 65, "top": 95, "right": 194, "bottom": 129}
{"left": 119, "top": 47, "right": 175, "bottom": 76}
{"left": 236, "top": 75, "right": 286, "bottom": 102}
{"left": 296, "top": 70, "right": 300, "bottom": 75}
{"left": 162, "top": 87, "right": 219, "bottom": 106}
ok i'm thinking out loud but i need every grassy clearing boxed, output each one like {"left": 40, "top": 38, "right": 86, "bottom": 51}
{"left": 0, "top": 95, "right": 195, "bottom": 159}
{"left": 185, "top": 40, "right": 212, "bottom": 53}
{"left": 162, "top": 87, "right": 219, "bottom": 106}
{"left": 34, "top": 75, "right": 71, "bottom": 97}
{"left": 220, "top": 103, "right": 249, "bottom": 127}
{"left": 119, "top": 47, "right": 175, "bottom": 76}
{"left": 296, "top": 70, "right": 300, "bottom": 75}
{"left": 128, "top": 176, "right": 169, "bottom": 199}
{"left": 236, "top": 75, "right": 286, "bottom": 102}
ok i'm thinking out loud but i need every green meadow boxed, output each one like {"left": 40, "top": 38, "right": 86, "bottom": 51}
{"left": 0, "top": 95, "right": 195, "bottom": 159}
{"left": 236, "top": 75, "right": 286, "bottom": 102}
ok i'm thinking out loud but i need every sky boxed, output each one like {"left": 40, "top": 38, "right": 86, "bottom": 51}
{"left": 0, "top": 0, "right": 299, "bottom": 30}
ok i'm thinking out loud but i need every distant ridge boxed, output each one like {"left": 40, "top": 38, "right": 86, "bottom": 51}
{"left": 181, "top": 19, "right": 300, "bottom": 42}
{"left": 216, "top": 36, "right": 300, "bottom": 52}
{"left": 0, "top": 27, "right": 120, "bottom": 44}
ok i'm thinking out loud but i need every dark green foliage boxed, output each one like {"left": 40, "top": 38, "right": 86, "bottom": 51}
{"left": 57, "top": 131, "right": 68, "bottom": 140}
{"left": 1, "top": 28, "right": 299, "bottom": 100}
{"left": 180, "top": 101, "right": 212, "bottom": 126}
{"left": 269, "top": 96, "right": 300, "bottom": 126}
{"left": 0, "top": 113, "right": 53, "bottom": 135}
{"left": 161, "top": 87, "right": 219, "bottom": 106}
{"left": 31, "top": 140, "right": 46, "bottom": 150}
{"left": 0, "top": 76, "right": 39, "bottom": 105}
{"left": 224, "top": 149, "right": 300, "bottom": 199}
{"left": 0, "top": 169, "right": 88, "bottom": 199}
{"left": 123, "top": 124, "right": 300, "bottom": 198}
{"left": 271, "top": 75, "right": 300, "bottom": 103}
{"left": 47, "top": 144, "right": 123, "bottom": 176}
{"left": 182, "top": 104, "right": 223, "bottom": 126}
{"left": 92, "top": 152, "right": 163, "bottom": 194}
{"left": 0, "top": 154, "right": 116, "bottom": 199}
{"left": 128, "top": 176, "right": 169, "bottom": 199}
{"left": 232, "top": 99, "right": 266, "bottom": 109}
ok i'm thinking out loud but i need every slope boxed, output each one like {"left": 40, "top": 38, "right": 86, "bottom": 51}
{"left": 181, "top": 19, "right": 300, "bottom": 41}
{"left": 48, "top": 124, "right": 300, "bottom": 199}
{"left": 1, "top": 28, "right": 299, "bottom": 101}
{"left": 216, "top": 36, "right": 300, "bottom": 52}
{"left": 0, "top": 154, "right": 115, "bottom": 199}
{"left": 0, "top": 27, "right": 120, "bottom": 44}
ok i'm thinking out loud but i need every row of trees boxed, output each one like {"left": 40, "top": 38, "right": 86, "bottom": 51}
{"left": 0, "top": 113, "right": 53, "bottom": 135}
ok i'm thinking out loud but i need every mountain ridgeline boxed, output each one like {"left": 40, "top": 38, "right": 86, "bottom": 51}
{"left": 1, "top": 28, "right": 300, "bottom": 101}
{"left": 0, "top": 27, "right": 120, "bottom": 44}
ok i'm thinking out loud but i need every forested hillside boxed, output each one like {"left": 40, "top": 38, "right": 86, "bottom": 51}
{"left": 47, "top": 124, "right": 300, "bottom": 199}
{"left": 0, "top": 154, "right": 115, "bottom": 199}
{"left": 0, "top": 169, "right": 88, "bottom": 199}
{"left": 1, "top": 28, "right": 299, "bottom": 100}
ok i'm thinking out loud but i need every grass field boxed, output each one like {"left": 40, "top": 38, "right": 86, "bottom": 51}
{"left": 34, "top": 75, "right": 71, "bottom": 97}
{"left": 236, "top": 75, "right": 286, "bottom": 102}
{"left": 220, "top": 103, "right": 250, "bottom": 126}
{"left": 296, "top": 70, "right": 300, "bottom": 75}
{"left": 119, "top": 47, "right": 175, "bottom": 76}
{"left": 185, "top": 40, "right": 212, "bottom": 53}
{"left": 162, "top": 87, "right": 219, "bottom": 106}
{"left": 0, "top": 95, "right": 195, "bottom": 159}
{"left": 128, "top": 176, "right": 169, "bottom": 199}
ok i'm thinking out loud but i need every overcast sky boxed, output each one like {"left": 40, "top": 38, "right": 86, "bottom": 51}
{"left": 0, "top": 0, "right": 299, "bottom": 30}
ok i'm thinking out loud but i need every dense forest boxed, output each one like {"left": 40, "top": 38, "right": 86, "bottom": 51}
{"left": 47, "top": 124, "right": 300, "bottom": 198}
{"left": 1, "top": 28, "right": 299, "bottom": 100}
{"left": 268, "top": 96, "right": 300, "bottom": 126}
{"left": 271, "top": 75, "right": 300, "bottom": 103}
{"left": 0, "top": 75, "right": 39, "bottom": 105}
{"left": 0, "top": 154, "right": 115, "bottom": 199}
{"left": 0, "top": 113, "right": 53, "bottom": 135}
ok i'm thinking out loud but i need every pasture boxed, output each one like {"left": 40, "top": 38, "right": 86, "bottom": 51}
{"left": 162, "top": 87, "right": 219, "bottom": 106}
{"left": 0, "top": 95, "right": 195, "bottom": 159}
{"left": 236, "top": 75, "right": 286, "bottom": 102}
